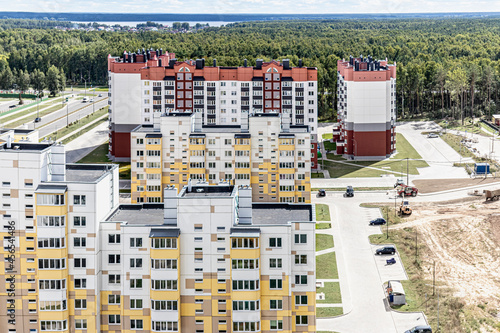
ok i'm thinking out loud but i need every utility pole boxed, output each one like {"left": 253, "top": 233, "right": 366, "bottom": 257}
{"left": 66, "top": 103, "right": 69, "bottom": 127}
{"left": 406, "top": 157, "right": 409, "bottom": 186}
{"left": 415, "top": 229, "right": 418, "bottom": 261}
{"left": 437, "top": 288, "right": 440, "bottom": 331}
{"left": 433, "top": 260, "right": 436, "bottom": 296}
{"left": 386, "top": 207, "right": 389, "bottom": 239}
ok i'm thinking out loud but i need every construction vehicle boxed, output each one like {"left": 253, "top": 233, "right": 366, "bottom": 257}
{"left": 399, "top": 200, "right": 412, "bottom": 216}
{"left": 397, "top": 185, "right": 418, "bottom": 197}
{"left": 484, "top": 189, "right": 500, "bottom": 201}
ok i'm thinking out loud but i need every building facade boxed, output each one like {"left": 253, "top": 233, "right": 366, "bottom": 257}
{"left": 108, "top": 51, "right": 318, "bottom": 164}
{"left": 333, "top": 56, "right": 397, "bottom": 159}
{"left": 130, "top": 112, "right": 313, "bottom": 204}
{"left": 0, "top": 139, "right": 316, "bottom": 332}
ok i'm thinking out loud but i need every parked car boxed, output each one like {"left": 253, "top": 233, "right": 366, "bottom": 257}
{"left": 375, "top": 246, "right": 396, "bottom": 255}
{"left": 89, "top": 98, "right": 94, "bottom": 103}
{"left": 404, "top": 325, "right": 432, "bottom": 333}
{"left": 98, "top": 93, "right": 102, "bottom": 97}
{"left": 34, "top": 117, "right": 42, "bottom": 123}
{"left": 427, "top": 133, "right": 439, "bottom": 138}
{"left": 344, "top": 186, "right": 354, "bottom": 197}
{"left": 370, "top": 217, "right": 386, "bottom": 225}
{"left": 318, "top": 189, "right": 326, "bottom": 197}
{"left": 82, "top": 97, "right": 88, "bottom": 102}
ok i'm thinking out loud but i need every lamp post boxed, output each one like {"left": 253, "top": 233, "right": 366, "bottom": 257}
{"left": 92, "top": 88, "right": 95, "bottom": 114}
{"left": 81, "top": 76, "right": 88, "bottom": 99}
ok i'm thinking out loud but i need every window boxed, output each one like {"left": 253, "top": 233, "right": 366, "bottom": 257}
{"left": 109, "top": 315, "right": 121, "bottom": 325}
{"left": 130, "top": 299, "right": 143, "bottom": 309}
{"left": 270, "top": 299, "right": 283, "bottom": 310}
{"left": 109, "top": 234, "right": 121, "bottom": 244}
{"left": 232, "top": 300, "right": 259, "bottom": 311}
{"left": 151, "top": 280, "right": 177, "bottom": 290}
{"left": 269, "top": 237, "right": 282, "bottom": 248}
{"left": 73, "top": 195, "right": 86, "bottom": 205}
{"left": 295, "top": 295, "right": 308, "bottom": 305}
{"left": 136, "top": 138, "right": 144, "bottom": 145}
{"left": 151, "top": 321, "right": 178, "bottom": 332}
{"left": 151, "top": 238, "right": 177, "bottom": 248}
{"left": 295, "top": 275, "right": 308, "bottom": 285}
{"left": 74, "top": 278, "right": 87, "bottom": 289}
{"left": 41, "top": 320, "right": 68, "bottom": 331}
{"left": 109, "top": 275, "right": 120, "bottom": 284}
{"left": 74, "top": 258, "right": 87, "bottom": 268}
{"left": 270, "top": 320, "right": 283, "bottom": 330}
{"left": 39, "top": 279, "right": 66, "bottom": 290}
{"left": 231, "top": 259, "right": 259, "bottom": 270}
{"left": 131, "top": 319, "right": 144, "bottom": 330}
{"left": 38, "top": 238, "right": 65, "bottom": 248}
{"left": 73, "top": 216, "right": 86, "bottom": 227}
{"left": 130, "top": 279, "right": 143, "bottom": 289}
{"left": 269, "top": 279, "right": 282, "bottom": 289}
{"left": 108, "top": 254, "right": 121, "bottom": 264}
{"left": 75, "top": 299, "right": 87, "bottom": 309}
{"left": 130, "top": 237, "right": 143, "bottom": 248}
{"left": 233, "top": 322, "right": 260, "bottom": 332}
{"left": 295, "top": 255, "right": 307, "bottom": 265}
{"left": 151, "top": 300, "right": 178, "bottom": 311}
{"left": 73, "top": 237, "right": 86, "bottom": 248}
{"left": 232, "top": 280, "right": 260, "bottom": 291}
{"left": 294, "top": 234, "right": 307, "bottom": 244}
{"left": 75, "top": 319, "right": 87, "bottom": 329}
{"left": 37, "top": 194, "right": 64, "bottom": 205}
{"left": 38, "top": 258, "right": 65, "bottom": 269}
{"left": 130, "top": 258, "right": 143, "bottom": 268}
{"left": 269, "top": 258, "right": 282, "bottom": 268}
{"left": 108, "top": 295, "right": 120, "bottom": 304}
{"left": 296, "top": 316, "right": 308, "bottom": 325}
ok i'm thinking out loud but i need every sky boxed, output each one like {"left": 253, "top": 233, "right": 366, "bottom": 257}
{"left": 3, "top": 0, "right": 500, "bottom": 15}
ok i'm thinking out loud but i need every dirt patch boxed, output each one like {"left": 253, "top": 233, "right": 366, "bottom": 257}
{"left": 413, "top": 178, "right": 500, "bottom": 193}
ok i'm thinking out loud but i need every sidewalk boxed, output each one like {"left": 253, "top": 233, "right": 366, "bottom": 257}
{"left": 65, "top": 121, "right": 109, "bottom": 163}
{"left": 57, "top": 113, "right": 108, "bottom": 143}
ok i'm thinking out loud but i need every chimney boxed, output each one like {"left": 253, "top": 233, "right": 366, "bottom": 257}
{"left": 213, "top": 59, "right": 217, "bottom": 67}
{"left": 196, "top": 59, "right": 203, "bottom": 69}
{"left": 163, "top": 185, "right": 178, "bottom": 225}
{"left": 244, "top": 59, "right": 247, "bottom": 67}
{"left": 158, "top": 58, "right": 162, "bottom": 67}
{"left": 256, "top": 59, "right": 263, "bottom": 69}
{"left": 192, "top": 112, "right": 202, "bottom": 132}
{"left": 237, "top": 185, "right": 252, "bottom": 225}
{"left": 133, "top": 53, "right": 137, "bottom": 63}
{"left": 159, "top": 48, "right": 163, "bottom": 56}
{"left": 202, "top": 58, "right": 205, "bottom": 67}
{"left": 298, "top": 59, "right": 303, "bottom": 68}
{"left": 169, "top": 58, "right": 176, "bottom": 68}
{"left": 283, "top": 59, "right": 290, "bottom": 70}
{"left": 281, "top": 112, "right": 291, "bottom": 132}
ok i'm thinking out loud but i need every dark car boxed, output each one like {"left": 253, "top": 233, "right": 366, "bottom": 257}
{"left": 344, "top": 186, "right": 354, "bottom": 197}
{"left": 375, "top": 246, "right": 396, "bottom": 255}
{"left": 404, "top": 325, "right": 432, "bottom": 333}
{"left": 34, "top": 117, "right": 42, "bottom": 123}
{"left": 318, "top": 189, "right": 326, "bottom": 197}
{"left": 370, "top": 217, "right": 386, "bottom": 225}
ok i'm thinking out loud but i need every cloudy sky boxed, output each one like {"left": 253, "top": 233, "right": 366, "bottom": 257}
{"left": 4, "top": 0, "right": 500, "bottom": 14}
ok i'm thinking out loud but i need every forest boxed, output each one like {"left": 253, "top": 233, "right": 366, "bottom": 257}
{"left": 1, "top": 18, "right": 500, "bottom": 122}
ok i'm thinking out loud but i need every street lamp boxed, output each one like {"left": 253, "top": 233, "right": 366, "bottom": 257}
{"left": 81, "top": 76, "right": 88, "bottom": 99}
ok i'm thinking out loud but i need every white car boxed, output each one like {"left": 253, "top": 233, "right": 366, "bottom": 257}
{"left": 427, "top": 133, "right": 439, "bottom": 138}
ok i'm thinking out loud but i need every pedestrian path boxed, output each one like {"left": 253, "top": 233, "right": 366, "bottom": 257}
{"left": 57, "top": 113, "right": 108, "bottom": 143}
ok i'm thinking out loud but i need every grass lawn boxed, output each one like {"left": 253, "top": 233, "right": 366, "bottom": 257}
{"left": 316, "top": 223, "right": 331, "bottom": 229}
{"left": 76, "top": 142, "right": 130, "bottom": 180}
{"left": 316, "top": 234, "right": 334, "bottom": 251}
{"left": 316, "top": 282, "right": 342, "bottom": 304}
{"left": 316, "top": 252, "right": 338, "bottom": 279}
{"left": 62, "top": 116, "right": 108, "bottom": 144}
{"left": 316, "top": 204, "right": 331, "bottom": 221}
{"left": 1, "top": 97, "right": 62, "bottom": 123}
{"left": 322, "top": 133, "right": 333, "bottom": 140}
{"left": 311, "top": 172, "right": 324, "bottom": 178}
{"left": 316, "top": 307, "right": 343, "bottom": 318}
{"left": 324, "top": 140, "right": 336, "bottom": 151}
{"left": 441, "top": 133, "right": 477, "bottom": 159}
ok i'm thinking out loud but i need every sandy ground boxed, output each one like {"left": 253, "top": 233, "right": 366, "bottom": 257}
{"left": 413, "top": 178, "right": 500, "bottom": 193}
{"left": 393, "top": 198, "right": 500, "bottom": 314}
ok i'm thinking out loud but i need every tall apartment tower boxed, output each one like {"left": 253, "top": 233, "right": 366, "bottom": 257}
{"left": 0, "top": 139, "right": 119, "bottom": 333}
{"left": 130, "top": 112, "right": 312, "bottom": 204}
{"left": 108, "top": 51, "right": 318, "bottom": 166}
{"left": 334, "top": 56, "right": 397, "bottom": 159}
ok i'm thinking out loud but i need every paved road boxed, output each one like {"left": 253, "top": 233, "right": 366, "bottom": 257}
{"left": 65, "top": 121, "right": 109, "bottom": 163}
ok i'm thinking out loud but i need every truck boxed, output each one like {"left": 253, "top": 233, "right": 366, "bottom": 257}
{"left": 484, "top": 189, "right": 500, "bottom": 201}
{"left": 397, "top": 185, "right": 418, "bottom": 197}
{"left": 399, "top": 200, "right": 412, "bottom": 216}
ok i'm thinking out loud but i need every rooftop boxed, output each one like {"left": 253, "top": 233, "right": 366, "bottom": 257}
{"left": 251, "top": 203, "right": 312, "bottom": 225}
{"left": 180, "top": 185, "right": 235, "bottom": 197}
{"left": 64, "top": 164, "right": 116, "bottom": 183}
{"left": 106, "top": 204, "right": 164, "bottom": 225}
{"left": 0, "top": 142, "right": 53, "bottom": 152}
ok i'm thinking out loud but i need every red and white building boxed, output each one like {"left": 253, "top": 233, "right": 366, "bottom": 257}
{"left": 107, "top": 50, "right": 318, "bottom": 167}
{"left": 333, "top": 56, "right": 397, "bottom": 159}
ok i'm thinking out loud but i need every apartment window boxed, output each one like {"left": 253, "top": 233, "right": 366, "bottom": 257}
{"left": 295, "top": 255, "right": 307, "bottom": 265}
{"left": 296, "top": 316, "right": 308, "bottom": 325}
{"left": 232, "top": 280, "right": 259, "bottom": 291}
{"left": 75, "top": 299, "right": 87, "bottom": 309}
{"left": 269, "top": 279, "right": 282, "bottom": 289}
{"left": 108, "top": 295, "right": 120, "bottom": 304}
{"left": 269, "top": 258, "right": 282, "bottom": 268}
{"left": 270, "top": 320, "right": 283, "bottom": 330}
{"left": 38, "top": 238, "right": 65, "bottom": 248}
{"left": 130, "top": 258, "right": 143, "bottom": 268}
{"left": 233, "top": 322, "right": 260, "bottom": 332}
{"left": 37, "top": 216, "right": 64, "bottom": 227}
{"left": 38, "top": 258, "right": 65, "bottom": 269}
{"left": 130, "top": 237, "right": 143, "bottom": 248}
{"left": 108, "top": 255, "right": 121, "bottom": 264}
{"left": 74, "top": 258, "right": 87, "bottom": 268}
{"left": 131, "top": 319, "right": 144, "bottom": 330}
{"left": 232, "top": 300, "right": 259, "bottom": 311}
{"left": 269, "top": 237, "right": 282, "bottom": 248}
{"left": 73, "top": 195, "right": 86, "bottom": 205}
{"left": 37, "top": 194, "right": 64, "bottom": 205}
{"left": 151, "top": 280, "right": 177, "bottom": 290}
{"left": 295, "top": 295, "right": 308, "bottom": 305}
{"left": 294, "top": 234, "right": 307, "bottom": 244}
{"left": 270, "top": 299, "right": 283, "bottom": 310}
{"left": 74, "top": 278, "right": 87, "bottom": 289}
{"left": 130, "top": 279, "right": 143, "bottom": 289}
{"left": 2, "top": 181, "right": 10, "bottom": 187}
{"left": 39, "top": 279, "right": 66, "bottom": 290}
{"left": 151, "top": 259, "right": 177, "bottom": 270}
{"left": 232, "top": 259, "right": 259, "bottom": 270}
{"left": 295, "top": 275, "right": 308, "bottom": 285}
{"left": 75, "top": 319, "right": 87, "bottom": 329}
{"left": 136, "top": 138, "right": 144, "bottom": 145}
{"left": 136, "top": 150, "right": 144, "bottom": 156}
{"left": 41, "top": 320, "right": 68, "bottom": 331}
{"left": 151, "top": 321, "right": 178, "bottom": 332}
{"left": 109, "top": 315, "right": 121, "bottom": 325}
{"left": 109, "top": 274, "right": 120, "bottom": 284}
{"left": 151, "top": 238, "right": 177, "bottom": 248}
{"left": 73, "top": 216, "right": 86, "bottom": 227}
{"left": 109, "top": 234, "right": 121, "bottom": 244}
{"left": 130, "top": 299, "right": 143, "bottom": 309}
{"left": 73, "top": 237, "right": 86, "bottom": 248}
{"left": 151, "top": 300, "right": 177, "bottom": 311}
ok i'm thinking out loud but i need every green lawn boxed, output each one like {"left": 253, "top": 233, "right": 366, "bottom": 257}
{"left": 62, "top": 116, "right": 108, "bottom": 144}
{"left": 316, "top": 223, "right": 331, "bottom": 230}
{"left": 311, "top": 172, "right": 324, "bottom": 178}
{"left": 324, "top": 140, "right": 336, "bottom": 151}
{"left": 322, "top": 133, "right": 333, "bottom": 140}
{"left": 441, "top": 133, "right": 477, "bottom": 159}
{"left": 76, "top": 142, "right": 132, "bottom": 180}
{"left": 316, "top": 252, "right": 338, "bottom": 279}
{"left": 316, "top": 282, "right": 342, "bottom": 304}
{"left": 316, "top": 234, "right": 334, "bottom": 251}
{"left": 316, "top": 204, "right": 331, "bottom": 221}
{"left": 1, "top": 97, "right": 62, "bottom": 123}
{"left": 316, "top": 307, "right": 343, "bottom": 317}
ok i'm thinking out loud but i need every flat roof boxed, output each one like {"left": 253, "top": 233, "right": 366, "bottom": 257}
{"left": 64, "top": 164, "right": 116, "bottom": 183}
{"left": 251, "top": 203, "right": 312, "bottom": 225}
{"left": 180, "top": 185, "right": 235, "bottom": 197}
{"left": 0, "top": 142, "right": 52, "bottom": 152}
{"left": 106, "top": 204, "right": 164, "bottom": 225}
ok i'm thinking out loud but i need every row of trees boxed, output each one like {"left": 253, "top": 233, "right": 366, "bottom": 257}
{"left": 1, "top": 19, "right": 500, "bottom": 120}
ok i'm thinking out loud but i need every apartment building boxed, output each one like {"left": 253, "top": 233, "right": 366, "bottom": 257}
{"left": 99, "top": 184, "right": 316, "bottom": 333}
{"left": 108, "top": 50, "right": 318, "bottom": 164}
{"left": 333, "top": 55, "right": 397, "bottom": 159}
{"left": 0, "top": 139, "right": 119, "bottom": 333}
{"left": 130, "top": 112, "right": 313, "bottom": 204}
